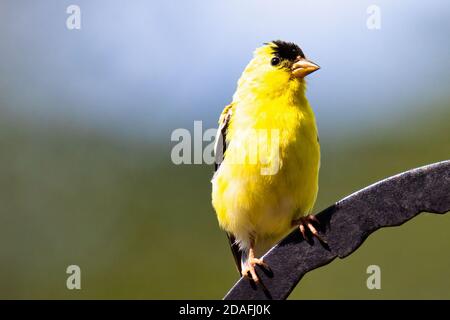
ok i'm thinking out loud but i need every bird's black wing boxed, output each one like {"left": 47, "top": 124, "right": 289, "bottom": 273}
{"left": 213, "top": 104, "right": 233, "bottom": 171}
{"left": 226, "top": 233, "right": 242, "bottom": 274}
{"left": 213, "top": 104, "right": 242, "bottom": 273}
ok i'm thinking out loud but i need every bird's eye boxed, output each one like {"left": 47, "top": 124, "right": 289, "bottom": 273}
{"left": 271, "top": 57, "right": 280, "bottom": 66}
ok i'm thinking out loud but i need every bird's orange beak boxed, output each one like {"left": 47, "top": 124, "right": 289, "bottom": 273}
{"left": 291, "top": 56, "right": 320, "bottom": 78}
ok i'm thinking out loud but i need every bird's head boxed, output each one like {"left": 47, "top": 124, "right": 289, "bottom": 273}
{"left": 234, "top": 40, "right": 319, "bottom": 101}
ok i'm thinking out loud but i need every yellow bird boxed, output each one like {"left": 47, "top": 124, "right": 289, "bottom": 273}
{"left": 212, "top": 40, "right": 322, "bottom": 283}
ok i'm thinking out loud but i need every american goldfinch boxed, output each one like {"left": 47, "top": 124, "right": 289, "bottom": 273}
{"left": 212, "top": 40, "right": 321, "bottom": 283}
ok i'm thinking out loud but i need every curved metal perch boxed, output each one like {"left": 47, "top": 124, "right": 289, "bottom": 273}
{"left": 224, "top": 160, "right": 450, "bottom": 300}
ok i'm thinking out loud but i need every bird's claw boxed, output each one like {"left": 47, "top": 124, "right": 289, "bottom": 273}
{"left": 241, "top": 258, "right": 269, "bottom": 283}
{"left": 294, "top": 215, "right": 327, "bottom": 244}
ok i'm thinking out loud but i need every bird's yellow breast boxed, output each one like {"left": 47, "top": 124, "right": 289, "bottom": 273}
{"left": 212, "top": 84, "right": 320, "bottom": 249}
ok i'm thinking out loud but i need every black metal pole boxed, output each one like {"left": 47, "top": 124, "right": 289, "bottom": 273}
{"left": 224, "top": 160, "right": 450, "bottom": 300}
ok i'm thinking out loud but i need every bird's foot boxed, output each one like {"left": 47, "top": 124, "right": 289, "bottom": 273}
{"left": 241, "top": 257, "right": 269, "bottom": 283}
{"left": 292, "top": 215, "right": 327, "bottom": 244}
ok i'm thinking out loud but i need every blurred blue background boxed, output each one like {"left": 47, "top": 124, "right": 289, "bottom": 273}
{"left": 0, "top": 0, "right": 449, "bottom": 299}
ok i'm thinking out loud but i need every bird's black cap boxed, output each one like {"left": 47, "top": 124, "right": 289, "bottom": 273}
{"left": 269, "top": 40, "right": 305, "bottom": 61}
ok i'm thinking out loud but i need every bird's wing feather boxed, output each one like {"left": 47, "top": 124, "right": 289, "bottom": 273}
{"left": 226, "top": 233, "right": 242, "bottom": 274}
{"left": 213, "top": 103, "right": 233, "bottom": 171}
{"left": 213, "top": 104, "right": 242, "bottom": 273}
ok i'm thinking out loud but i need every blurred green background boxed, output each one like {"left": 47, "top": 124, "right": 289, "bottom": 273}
{"left": 0, "top": 1, "right": 449, "bottom": 299}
